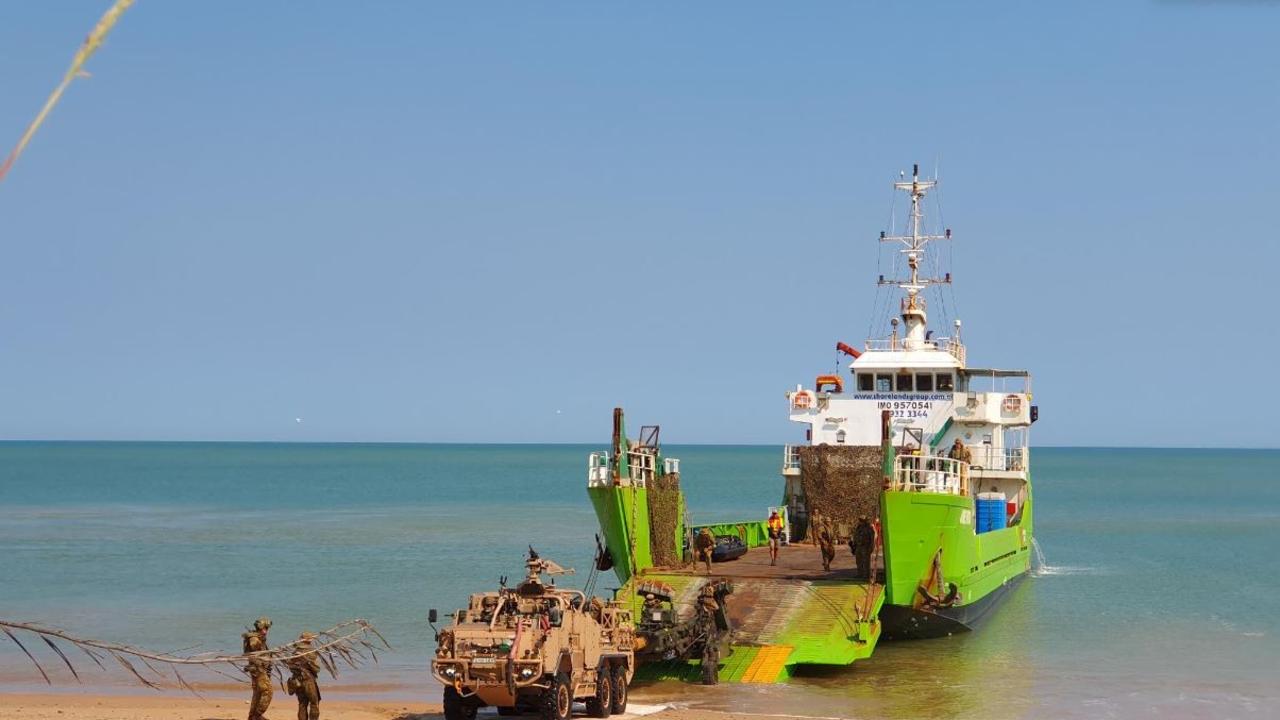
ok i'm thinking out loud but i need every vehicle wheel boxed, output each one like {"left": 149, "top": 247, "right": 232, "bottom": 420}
{"left": 540, "top": 673, "right": 573, "bottom": 720}
{"left": 444, "top": 686, "right": 479, "bottom": 720}
{"left": 585, "top": 665, "right": 612, "bottom": 718}
{"left": 609, "top": 664, "right": 628, "bottom": 714}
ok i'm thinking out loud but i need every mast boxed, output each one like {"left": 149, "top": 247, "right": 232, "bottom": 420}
{"left": 878, "top": 163, "right": 952, "bottom": 350}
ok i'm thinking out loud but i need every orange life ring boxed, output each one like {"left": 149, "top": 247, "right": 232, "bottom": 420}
{"left": 793, "top": 391, "right": 813, "bottom": 410}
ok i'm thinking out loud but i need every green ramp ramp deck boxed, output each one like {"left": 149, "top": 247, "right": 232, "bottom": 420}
{"left": 623, "top": 546, "right": 885, "bottom": 684}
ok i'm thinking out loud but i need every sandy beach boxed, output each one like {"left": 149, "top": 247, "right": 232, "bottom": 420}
{"left": 0, "top": 693, "right": 791, "bottom": 720}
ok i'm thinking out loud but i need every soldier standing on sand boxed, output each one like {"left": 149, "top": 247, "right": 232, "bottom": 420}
{"left": 243, "top": 617, "right": 273, "bottom": 720}
{"left": 694, "top": 528, "right": 716, "bottom": 574}
{"left": 286, "top": 632, "right": 322, "bottom": 720}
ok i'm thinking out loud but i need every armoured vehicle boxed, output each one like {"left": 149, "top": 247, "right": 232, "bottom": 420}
{"left": 431, "top": 550, "right": 636, "bottom": 720}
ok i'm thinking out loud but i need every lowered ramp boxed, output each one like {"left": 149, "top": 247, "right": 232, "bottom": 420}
{"left": 625, "top": 546, "right": 884, "bottom": 683}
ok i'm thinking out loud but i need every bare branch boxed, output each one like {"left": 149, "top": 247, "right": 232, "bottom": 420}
{"left": 0, "top": 618, "right": 385, "bottom": 693}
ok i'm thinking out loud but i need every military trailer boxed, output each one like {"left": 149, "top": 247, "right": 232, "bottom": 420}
{"left": 431, "top": 551, "right": 636, "bottom": 720}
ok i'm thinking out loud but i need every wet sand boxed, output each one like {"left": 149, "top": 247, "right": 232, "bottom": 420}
{"left": 0, "top": 693, "right": 798, "bottom": 720}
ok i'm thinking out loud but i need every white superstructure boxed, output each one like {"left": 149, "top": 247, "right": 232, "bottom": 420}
{"left": 783, "top": 165, "right": 1034, "bottom": 495}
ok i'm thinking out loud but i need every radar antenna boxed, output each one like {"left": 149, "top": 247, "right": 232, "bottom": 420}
{"left": 877, "top": 163, "right": 953, "bottom": 350}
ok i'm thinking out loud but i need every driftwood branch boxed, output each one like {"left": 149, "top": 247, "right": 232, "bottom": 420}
{"left": 0, "top": 619, "right": 389, "bottom": 692}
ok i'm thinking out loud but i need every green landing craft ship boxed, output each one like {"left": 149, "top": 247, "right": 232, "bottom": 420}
{"left": 588, "top": 165, "right": 1038, "bottom": 683}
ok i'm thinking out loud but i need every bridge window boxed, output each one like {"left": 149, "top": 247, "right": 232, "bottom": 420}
{"left": 937, "top": 373, "right": 954, "bottom": 391}
{"left": 916, "top": 373, "right": 934, "bottom": 392}
{"left": 875, "top": 374, "right": 892, "bottom": 392}
{"left": 895, "top": 373, "right": 914, "bottom": 391}
{"left": 857, "top": 373, "right": 874, "bottom": 392}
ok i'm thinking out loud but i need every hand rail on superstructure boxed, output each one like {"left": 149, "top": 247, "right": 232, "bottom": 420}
{"left": 862, "top": 336, "right": 964, "bottom": 363}
{"left": 781, "top": 445, "right": 801, "bottom": 474}
{"left": 890, "top": 454, "right": 970, "bottom": 496}
{"left": 967, "top": 446, "right": 1028, "bottom": 473}
{"left": 587, "top": 451, "right": 610, "bottom": 487}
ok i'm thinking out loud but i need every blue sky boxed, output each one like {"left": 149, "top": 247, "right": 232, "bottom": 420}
{"left": 1, "top": 1, "right": 1277, "bottom": 446}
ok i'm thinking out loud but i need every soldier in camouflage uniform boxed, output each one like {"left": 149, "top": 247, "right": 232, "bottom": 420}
{"left": 243, "top": 616, "right": 273, "bottom": 720}
{"left": 816, "top": 518, "right": 837, "bottom": 572}
{"left": 286, "top": 631, "right": 322, "bottom": 720}
{"left": 851, "top": 516, "right": 876, "bottom": 580}
{"left": 694, "top": 528, "right": 715, "bottom": 575}
{"left": 697, "top": 584, "right": 721, "bottom": 685}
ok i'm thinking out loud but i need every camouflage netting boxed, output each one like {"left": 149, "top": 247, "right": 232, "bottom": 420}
{"left": 798, "top": 446, "right": 884, "bottom": 542}
{"left": 648, "top": 471, "right": 684, "bottom": 568}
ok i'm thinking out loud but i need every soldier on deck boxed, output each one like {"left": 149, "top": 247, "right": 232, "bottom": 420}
{"left": 949, "top": 438, "right": 974, "bottom": 494}
{"left": 851, "top": 516, "right": 876, "bottom": 580}
{"left": 286, "top": 631, "right": 322, "bottom": 720}
{"left": 808, "top": 510, "right": 824, "bottom": 546}
{"left": 696, "top": 584, "right": 722, "bottom": 686}
{"left": 695, "top": 527, "right": 716, "bottom": 574}
{"left": 817, "top": 518, "right": 837, "bottom": 572}
{"left": 242, "top": 617, "right": 273, "bottom": 720}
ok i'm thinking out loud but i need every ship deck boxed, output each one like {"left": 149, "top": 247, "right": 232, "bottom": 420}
{"left": 662, "top": 543, "right": 882, "bottom": 581}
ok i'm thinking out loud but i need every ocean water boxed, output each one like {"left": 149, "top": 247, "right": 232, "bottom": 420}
{"left": 1, "top": 443, "right": 1278, "bottom": 718}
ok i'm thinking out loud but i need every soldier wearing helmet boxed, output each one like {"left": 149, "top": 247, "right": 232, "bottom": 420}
{"left": 286, "top": 631, "right": 322, "bottom": 720}
{"left": 242, "top": 617, "right": 273, "bottom": 720}
{"left": 694, "top": 528, "right": 715, "bottom": 575}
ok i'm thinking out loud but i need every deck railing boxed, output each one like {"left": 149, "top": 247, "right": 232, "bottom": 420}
{"left": 627, "top": 449, "right": 655, "bottom": 486}
{"left": 587, "top": 451, "right": 610, "bottom": 487}
{"left": 782, "top": 445, "right": 801, "bottom": 475}
{"left": 862, "top": 335, "right": 965, "bottom": 362}
{"left": 968, "top": 446, "right": 1028, "bottom": 473}
{"left": 890, "top": 454, "right": 969, "bottom": 496}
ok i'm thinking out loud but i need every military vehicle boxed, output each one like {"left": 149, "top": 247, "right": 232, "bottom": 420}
{"left": 633, "top": 579, "right": 733, "bottom": 685}
{"left": 431, "top": 550, "right": 636, "bottom": 720}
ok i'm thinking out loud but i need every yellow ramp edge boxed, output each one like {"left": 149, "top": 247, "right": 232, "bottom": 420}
{"left": 739, "top": 644, "right": 793, "bottom": 683}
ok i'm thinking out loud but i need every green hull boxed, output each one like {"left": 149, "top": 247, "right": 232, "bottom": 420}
{"left": 588, "top": 484, "right": 654, "bottom": 584}
{"left": 879, "top": 473, "right": 1034, "bottom": 638}
{"left": 586, "top": 411, "right": 1034, "bottom": 682}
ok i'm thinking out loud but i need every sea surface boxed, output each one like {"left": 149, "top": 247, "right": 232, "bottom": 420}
{"left": 1, "top": 443, "right": 1278, "bottom": 718}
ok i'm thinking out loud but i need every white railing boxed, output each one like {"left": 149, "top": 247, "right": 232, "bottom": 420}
{"left": 782, "top": 445, "right": 801, "bottom": 474}
{"left": 587, "top": 451, "right": 610, "bottom": 487}
{"left": 627, "top": 449, "right": 655, "bottom": 487}
{"left": 890, "top": 454, "right": 969, "bottom": 495}
{"left": 663, "top": 457, "right": 680, "bottom": 475}
{"left": 968, "top": 446, "right": 1028, "bottom": 473}
{"left": 862, "top": 335, "right": 964, "bottom": 360}
{"left": 937, "top": 338, "right": 966, "bottom": 365}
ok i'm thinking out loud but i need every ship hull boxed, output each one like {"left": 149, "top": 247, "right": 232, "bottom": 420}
{"left": 878, "top": 473, "right": 1034, "bottom": 641}
{"left": 879, "top": 571, "right": 1024, "bottom": 640}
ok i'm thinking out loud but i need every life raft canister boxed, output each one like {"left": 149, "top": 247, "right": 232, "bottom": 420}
{"left": 1002, "top": 394, "right": 1022, "bottom": 413}
{"left": 815, "top": 374, "right": 844, "bottom": 393}
{"left": 792, "top": 390, "right": 814, "bottom": 410}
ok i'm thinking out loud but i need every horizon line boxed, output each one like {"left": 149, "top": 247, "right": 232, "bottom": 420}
{"left": 1, "top": 439, "right": 1278, "bottom": 451}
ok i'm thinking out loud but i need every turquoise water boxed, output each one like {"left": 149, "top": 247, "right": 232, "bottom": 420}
{"left": 1, "top": 443, "right": 1278, "bottom": 717}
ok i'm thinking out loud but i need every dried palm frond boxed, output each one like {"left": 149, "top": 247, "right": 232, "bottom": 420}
{"left": 0, "top": 618, "right": 389, "bottom": 692}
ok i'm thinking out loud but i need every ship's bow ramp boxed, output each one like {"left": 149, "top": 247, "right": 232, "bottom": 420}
{"left": 630, "top": 571, "right": 883, "bottom": 684}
